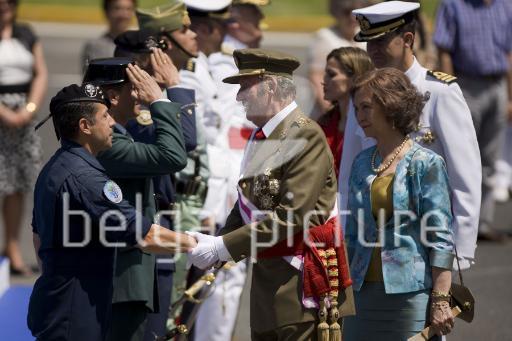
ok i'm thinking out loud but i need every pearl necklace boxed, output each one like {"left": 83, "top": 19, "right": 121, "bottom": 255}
{"left": 371, "top": 135, "right": 410, "bottom": 174}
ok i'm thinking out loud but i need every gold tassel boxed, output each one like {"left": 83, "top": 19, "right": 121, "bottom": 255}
{"left": 329, "top": 297, "right": 342, "bottom": 341}
{"left": 326, "top": 248, "right": 341, "bottom": 341}
{"left": 317, "top": 297, "right": 330, "bottom": 341}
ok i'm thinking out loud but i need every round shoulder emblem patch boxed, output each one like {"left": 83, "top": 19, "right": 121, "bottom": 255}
{"left": 103, "top": 180, "right": 123, "bottom": 203}
{"left": 136, "top": 109, "right": 153, "bottom": 126}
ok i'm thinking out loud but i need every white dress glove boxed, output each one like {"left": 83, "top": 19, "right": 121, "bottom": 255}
{"left": 453, "top": 257, "right": 473, "bottom": 271}
{"left": 186, "top": 231, "right": 232, "bottom": 270}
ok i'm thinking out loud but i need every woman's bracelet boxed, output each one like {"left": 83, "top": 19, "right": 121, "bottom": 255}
{"left": 431, "top": 290, "right": 451, "bottom": 302}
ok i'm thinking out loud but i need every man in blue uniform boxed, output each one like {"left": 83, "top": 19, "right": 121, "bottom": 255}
{"left": 28, "top": 83, "right": 196, "bottom": 341}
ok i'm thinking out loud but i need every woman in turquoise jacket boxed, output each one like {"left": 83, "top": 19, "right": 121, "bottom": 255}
{"left": 343, "top": 68, "right": 455, "bottom": 340}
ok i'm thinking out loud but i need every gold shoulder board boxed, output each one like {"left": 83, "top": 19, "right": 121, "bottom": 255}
{"left": 185, "top": 58, "right": 196, "bottom": 72}
{"left": 427, "top": 70, "right": 457, "bottom": 84}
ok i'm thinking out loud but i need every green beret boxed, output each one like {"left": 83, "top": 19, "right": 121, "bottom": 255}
{"left": 136, "top": 0, "right": 191, "bottom": 34}
{"left": 223, "top": 48, "right": 300, "bottom": 84}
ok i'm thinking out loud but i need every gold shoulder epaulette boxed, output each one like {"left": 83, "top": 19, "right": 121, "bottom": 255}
{"left": 185, "top": 58, "right": 196, "bottom": 72}
{"left": 295, "top": 115, "right": 311, "bottom": 128}
{"left": 427, "top": 70, "right": 457, "bottom": 84}
{"left": 136, "top": 109, "right": 153, "bottom": 126}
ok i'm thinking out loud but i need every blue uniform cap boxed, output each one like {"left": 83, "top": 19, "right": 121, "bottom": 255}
{"left": 83, "top": 57, "right": 134, "bottom": 86}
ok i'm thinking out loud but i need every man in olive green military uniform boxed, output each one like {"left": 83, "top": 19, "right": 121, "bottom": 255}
{"left": 84, "top": 59, "right": 187, "bottom": 341}
{"left": 188, "top": 49, "right": 355, "bottom": 340}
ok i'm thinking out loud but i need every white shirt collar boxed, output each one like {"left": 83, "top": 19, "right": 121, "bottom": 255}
{"left": 260, "top": 101, "right": 298, "bottom": 138}
{"left": 196, "top": 51, "right": 208, "bottom": 66}
{"left": 404, "top": 56, "right": 424, "bottom": 83}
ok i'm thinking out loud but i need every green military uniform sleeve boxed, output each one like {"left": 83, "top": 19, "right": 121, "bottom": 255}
{"left": 98, "top": 101, "right": 187, "bottom": 178}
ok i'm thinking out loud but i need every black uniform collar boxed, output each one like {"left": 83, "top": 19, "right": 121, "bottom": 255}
{"left": 61, "top": 139, "right": 106, "bottom": 172}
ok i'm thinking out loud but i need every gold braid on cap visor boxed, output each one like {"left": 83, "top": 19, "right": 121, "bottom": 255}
{"left": 357, "top": 18, "right": 405, "bottom": 37}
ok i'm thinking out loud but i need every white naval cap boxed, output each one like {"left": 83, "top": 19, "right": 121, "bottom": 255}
{"left": 352, "top": 1, "right": 420, "bottom": 42}
{"left": 183, "top": 0, "right": 232, "bottom": 12}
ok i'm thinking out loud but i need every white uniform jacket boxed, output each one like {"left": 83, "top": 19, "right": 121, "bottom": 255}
{"left": 180, "top": 52, "right": 231, "bottom": 224}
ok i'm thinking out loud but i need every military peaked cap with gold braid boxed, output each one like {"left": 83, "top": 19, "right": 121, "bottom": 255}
{"left": 352, "top": 1, "right": 420, "bottom": 42}
{"left": 222, "top": 48, "right": 300, "bottom": 84}
{"left": 136, "top": 0, "right": 191, "bottom": 34}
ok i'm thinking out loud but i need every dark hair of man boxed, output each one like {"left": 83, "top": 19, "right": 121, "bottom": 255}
{"left": 351, "top": 67, "right": 428, "bottom": 135}
{"left": 394, "top": 16, "right": 417, "bottom": 49}
{"left": 103, "top": 0, "right": 137, "bottom": 13}
{"left": 52, "top": 102, "right": 98, "bottom": 140}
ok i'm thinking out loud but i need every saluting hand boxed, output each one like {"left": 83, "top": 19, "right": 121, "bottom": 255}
{"left": 126, "top": 63, "right": 162, "bottom": 106}
{"left": 150, "top": 47, "right": 180, "bottom": 88}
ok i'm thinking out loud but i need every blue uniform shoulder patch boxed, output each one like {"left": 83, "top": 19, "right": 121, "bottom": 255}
{"left": 103, "top": 180, "right": 123, "bottom": 203}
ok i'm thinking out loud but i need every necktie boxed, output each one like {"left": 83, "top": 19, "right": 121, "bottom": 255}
{"left": 254, "top": 128, "right": 266, "bottom": 140}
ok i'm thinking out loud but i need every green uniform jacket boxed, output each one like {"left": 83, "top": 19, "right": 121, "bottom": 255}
{"left": 98, "top": 101, "right": 187, "bottom": 311}
{"left": 219, "top": 108, "right": 355, "bottom": 333}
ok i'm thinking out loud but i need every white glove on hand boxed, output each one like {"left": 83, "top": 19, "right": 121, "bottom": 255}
{"left": 186, "top": 232, "right": 231, "bottom": 270}
{"left": 453, "top": 257, "right": 472, "bottom": 271}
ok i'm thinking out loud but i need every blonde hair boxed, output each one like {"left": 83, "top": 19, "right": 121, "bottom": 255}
{"left": 326, "top": 46, "right": 374, "bottom": 79}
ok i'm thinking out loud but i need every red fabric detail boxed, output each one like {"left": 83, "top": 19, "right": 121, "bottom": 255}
{"left": 228, "top": 127, "right": 254, "bottom": 149}
{"left": 254, "top": 128, "right": 266, "bottom": 140}
{"left": 318, "top": 106, "right": 344, "bottom": 179}
{"left": 258, "top": 217, "right": 352, "bottom": 300}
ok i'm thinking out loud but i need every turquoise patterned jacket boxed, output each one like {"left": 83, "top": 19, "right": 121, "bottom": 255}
{"left": 345, "top": 143, "right": 454, "bottom": 294}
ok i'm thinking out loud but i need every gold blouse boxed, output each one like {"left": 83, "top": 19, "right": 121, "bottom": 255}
{"left": 365, "top": 174, "right": 394, "bottom": 282}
